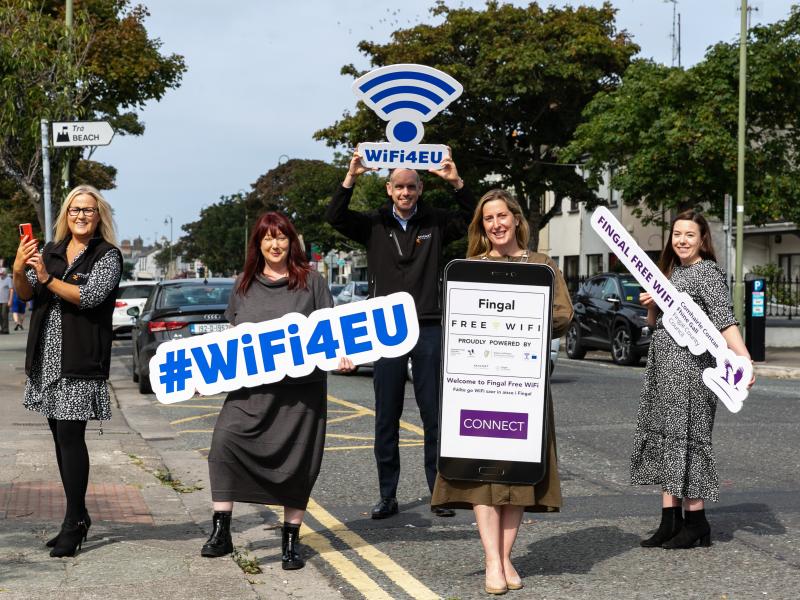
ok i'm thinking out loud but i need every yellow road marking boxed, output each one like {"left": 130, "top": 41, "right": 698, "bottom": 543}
{"left": 324, "top": 442, "right": 424, "bottom": 452}
{"left": 328, "top": 395, "right": 425, "bottom": 437}
{"left": 162, "top": 403, "right": 224, "bottom": 409}
{"left": 176, "top": 429, "right": 214, "bottom": 435}
{"left": 305, "top": 498, "right": 438, "bottom": 600}
{"left": 326, "top": 433, "right": 423, "bottom": 442}
{"left": 301, "top": 525, "right": 394, "bottom": 600}
{"left": 265, "top": 505, "right": 394, "bottom": 599}
{"left": 327, "top": 412, "right": 371, "bottom": 425}
{"left": 169, "top": 412, "right": 220, "bottom": 426}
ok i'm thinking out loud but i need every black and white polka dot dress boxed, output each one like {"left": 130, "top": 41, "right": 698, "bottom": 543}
{"left": 630, "top": 259, "right": 737, "bottom": 502}
{"left": 23, "top": 248, "right": 121, "bottom": 421}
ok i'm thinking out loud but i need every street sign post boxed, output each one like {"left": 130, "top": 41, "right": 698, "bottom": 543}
{"left": 52, "top": 121, "right": 115, "bottom": 147}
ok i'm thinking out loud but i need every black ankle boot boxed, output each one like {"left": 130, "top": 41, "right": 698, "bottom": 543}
{"left": 47, "top": 510, "right": 92, "bottom": 548}
{"left": 662, "top": 509, "right": 711, "bottom": 549}
{"left": 281, "top": 523, "right": 305, "bottom": 570}
{"left": 49, "top": 520, "right": 88, "bottom": 557}
{"left": 201, "top": 511, "right": 233, "bottom": 557}
{"left": 640, "top": 507, "right": 683, "bottom": 547}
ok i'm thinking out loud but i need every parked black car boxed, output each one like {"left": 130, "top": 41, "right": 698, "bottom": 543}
{"left": 566, "top": 272, "right": 651, "bottom": 365}
{"left": 130, "top": 278, "right": 235, "bottom": 394}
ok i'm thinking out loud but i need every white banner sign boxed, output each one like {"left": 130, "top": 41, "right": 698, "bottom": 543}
{"left": 149, "top": 292, "right": 419, "bottom": 404}
{"left": 590, "top": 207, "right": 750, "bottom": 413}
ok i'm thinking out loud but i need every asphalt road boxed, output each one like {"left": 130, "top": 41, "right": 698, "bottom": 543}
{"left": 114, "top": 338, "right": 800, "bottom": 599}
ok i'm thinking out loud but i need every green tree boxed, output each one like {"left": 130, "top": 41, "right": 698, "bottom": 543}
{"left": 315, "top": 1, "right": 638, "bottom": 249}
{"left": 562, "top": 7, "right": 800, "bottom": 227}
{"left": 0, "top": 0, "right": 185, "bottom": 232}
{"left": 178, "top": 196, "right": 246, "bottom": 276}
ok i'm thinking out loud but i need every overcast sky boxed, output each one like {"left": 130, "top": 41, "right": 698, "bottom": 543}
{"left": 93, "top": 0, "right": 793, "bottom": 245}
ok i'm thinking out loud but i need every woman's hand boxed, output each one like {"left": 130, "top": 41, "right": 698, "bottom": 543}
{"left": 25, "top": 251, "right": 50, "bottom": 284}
{"left": 336, "top": 356, "right": 356, "bottom": 373}
{"left": 13, "top": 236, "right": 38, "bottom": 275}
{"left": 639, "top": 292, "right": 655, "bottom": 308}
{"left": 747, "top": 360, "right": 756, "bottom": 389}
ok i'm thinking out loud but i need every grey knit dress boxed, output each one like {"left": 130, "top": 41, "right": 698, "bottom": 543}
{"left": 207, "top": 271, "right": 333, "bottom": 510}
{"left": 630, "top": 260, "right": 737, "bottom": 502}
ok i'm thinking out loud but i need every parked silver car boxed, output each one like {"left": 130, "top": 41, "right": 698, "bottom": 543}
{"left": 334, "top": 280, "right": 369, "bottom": 306}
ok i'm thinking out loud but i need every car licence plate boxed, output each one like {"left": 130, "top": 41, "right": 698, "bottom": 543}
{"left": 190, "top": 323, "right": 228, "bottom": 334}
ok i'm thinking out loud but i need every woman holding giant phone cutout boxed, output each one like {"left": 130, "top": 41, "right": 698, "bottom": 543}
{"left": 201, "top": 212, "right": 354, "bottom": 570}
{"left": 431, "top": 190, "right": 573, "bottom": 595}
{"left": 631, "top": 210, "right": 754, "bottom": 549}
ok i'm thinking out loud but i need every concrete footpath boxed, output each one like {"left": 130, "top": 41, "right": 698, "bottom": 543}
{"left": 0, "top": 328, "right": 342, "bottom": 600}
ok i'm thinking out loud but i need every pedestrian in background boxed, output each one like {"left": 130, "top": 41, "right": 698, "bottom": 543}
{"left": 201, "top": 211, "right": 354, "bottom": 569}
{"left": 13, "top": 185, "right": 122, "bottom": 557}
{"left": 632, "top": 210, "right": 755, "bottom": 549}
{"left": 325, "top": 151, "right": 472, "bottom": 520}
{"left": 0, "top": 267, "right": 11, "bottom": 334}
{"left": 10, "top": 284, "right": 28, "bottom": 330}
{"left": 431, "top": 189, "right": 573, "bottom": 595}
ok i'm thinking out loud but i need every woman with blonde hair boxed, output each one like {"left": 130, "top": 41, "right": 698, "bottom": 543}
{"left": 12, "top": 184, "right": 122, "bottom": 557}
{"left": 432, "top": 189, "right": 573, "bottom": 595}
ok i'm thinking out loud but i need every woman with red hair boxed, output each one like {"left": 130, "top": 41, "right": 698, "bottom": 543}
{"left": 201, "top": 212, "right": 353, "bottom": 569}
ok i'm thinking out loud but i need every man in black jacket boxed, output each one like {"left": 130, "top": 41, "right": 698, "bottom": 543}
{"left": 326, "top": 150, "right": 473, "bottom": 519}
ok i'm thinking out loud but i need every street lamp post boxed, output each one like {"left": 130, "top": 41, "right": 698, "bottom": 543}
{"left": 733, "top": 0, "right": 748, "bottom": 329}
{"left": 164, "top": 215, "right": 173, "bottom": 278}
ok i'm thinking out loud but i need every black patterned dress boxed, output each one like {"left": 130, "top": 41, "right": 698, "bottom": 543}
{"left": 630, "top": 260, "right": 737, "bottom": 502}
{"left": 22, "top": 248, "right": 121, "bottom": 421}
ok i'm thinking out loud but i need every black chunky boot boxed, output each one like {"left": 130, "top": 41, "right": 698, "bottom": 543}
{"left": 662, "top": 509, "right": 711, "bottom": 549}
{"left": 201, "top": 511, "right": 233, "bottom": 557}
{"left": 49, "top": 520, "right": 88, "bottom": 557}
{"left": 281, "top": 522, "right": 305, "bottom": 570}
{"left": 640, "top": 507, "right": 683, "bottom": 547}
{"left": 47, "top": 509, "right": 92, "bottom": 548}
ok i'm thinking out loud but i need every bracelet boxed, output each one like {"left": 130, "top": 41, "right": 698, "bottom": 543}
{"left": 42, "top": 274, "right": 53, "bottom": 287}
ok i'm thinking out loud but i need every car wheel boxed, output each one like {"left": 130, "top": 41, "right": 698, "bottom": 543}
{"left": 565, "top": 322, "right": 586, "bottom": 359}
{"left": 138, "top": 367, "right": 152, "bottom": 394}
{"left": 611, "top": 325, "right": 640, "bottom": 366}
{"left": 132, "top": 361, "right": 139, "bottom": 383}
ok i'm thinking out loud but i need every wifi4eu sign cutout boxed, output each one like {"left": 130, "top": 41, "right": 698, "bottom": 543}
{"left": 353, "top": 64, "right": 463, "bottom": 170}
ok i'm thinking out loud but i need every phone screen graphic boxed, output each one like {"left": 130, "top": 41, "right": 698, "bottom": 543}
{"left": 438, "top": 260, "right": 554, "bottom": 485}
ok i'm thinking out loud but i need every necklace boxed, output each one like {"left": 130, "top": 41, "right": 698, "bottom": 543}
{"left": 482, "top": 251, "right": 528, "bottom": 262}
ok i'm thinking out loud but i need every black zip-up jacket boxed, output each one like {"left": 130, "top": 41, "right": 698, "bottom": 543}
{"left": 25, "top": 236, "right": 122, "bottom": 379}
{"left": 325, "top": 184, "right": 474, "bottom": 321}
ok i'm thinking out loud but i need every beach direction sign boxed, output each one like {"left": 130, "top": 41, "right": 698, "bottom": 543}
{"left": 52, "top": 121, "right": 115, "bottom": 147}
{"left": 590, "top": 206, "right": 751, "bottom": 413}
{"left": 353, "top": 64, "right": 463, "bottom": 170}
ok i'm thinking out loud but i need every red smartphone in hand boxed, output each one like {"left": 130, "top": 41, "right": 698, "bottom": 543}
{"left": 19, "top": 223, "right": 34, "bottom": 242}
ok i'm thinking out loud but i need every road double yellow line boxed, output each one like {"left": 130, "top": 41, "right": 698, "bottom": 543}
{"left": 303, "top": 498, "right": 439, "bottom": 600}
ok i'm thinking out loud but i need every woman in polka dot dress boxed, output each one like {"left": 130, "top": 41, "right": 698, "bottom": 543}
{"left": 630, "top": 210, "right": 754, "bottom": 549}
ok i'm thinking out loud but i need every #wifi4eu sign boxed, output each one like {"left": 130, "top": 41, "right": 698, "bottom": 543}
{"left": 353, "top": 64, "right": 463, "bottom": 170}
{"left": 149, "top": 293, "right": 419, "bottom": 404}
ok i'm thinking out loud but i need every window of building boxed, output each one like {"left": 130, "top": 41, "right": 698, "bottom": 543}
{"left": 586, "top": 254, "right": 603, "bottom": 275}
{"left": 569, "top": 198, "right": 580, "bottom": 212}
{"left": 563, "top": 255, "right": 579, "bottom": 292}
{"left": 779, "top": 253, "right": 800, "bottom": 279}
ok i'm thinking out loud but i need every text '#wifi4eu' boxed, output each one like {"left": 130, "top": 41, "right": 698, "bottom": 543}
{"left": 354, "top": 64, "right": 463, "bottom": 170}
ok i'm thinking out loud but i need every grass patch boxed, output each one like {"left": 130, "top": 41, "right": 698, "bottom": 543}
{"left": 127, "top": 453, "right": 203, "bottom": 493}
{"left": 153, "top": 469, "right": 204, "bottom": 494}
{"left": 232, "top": 547, "right": 262, "bottom": 575}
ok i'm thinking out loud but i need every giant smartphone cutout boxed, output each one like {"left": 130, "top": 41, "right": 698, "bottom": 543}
{"left": 438, "top": 260, "right": 554, "bottom": 485}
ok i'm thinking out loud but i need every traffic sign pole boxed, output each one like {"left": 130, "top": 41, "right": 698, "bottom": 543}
{"left": 41, "top": 119, "right": 54, "bottom": 243}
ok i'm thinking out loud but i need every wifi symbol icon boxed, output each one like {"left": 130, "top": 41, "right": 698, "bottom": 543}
{"left": 353, "top": 64, "right": 463, "bottom": 145}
